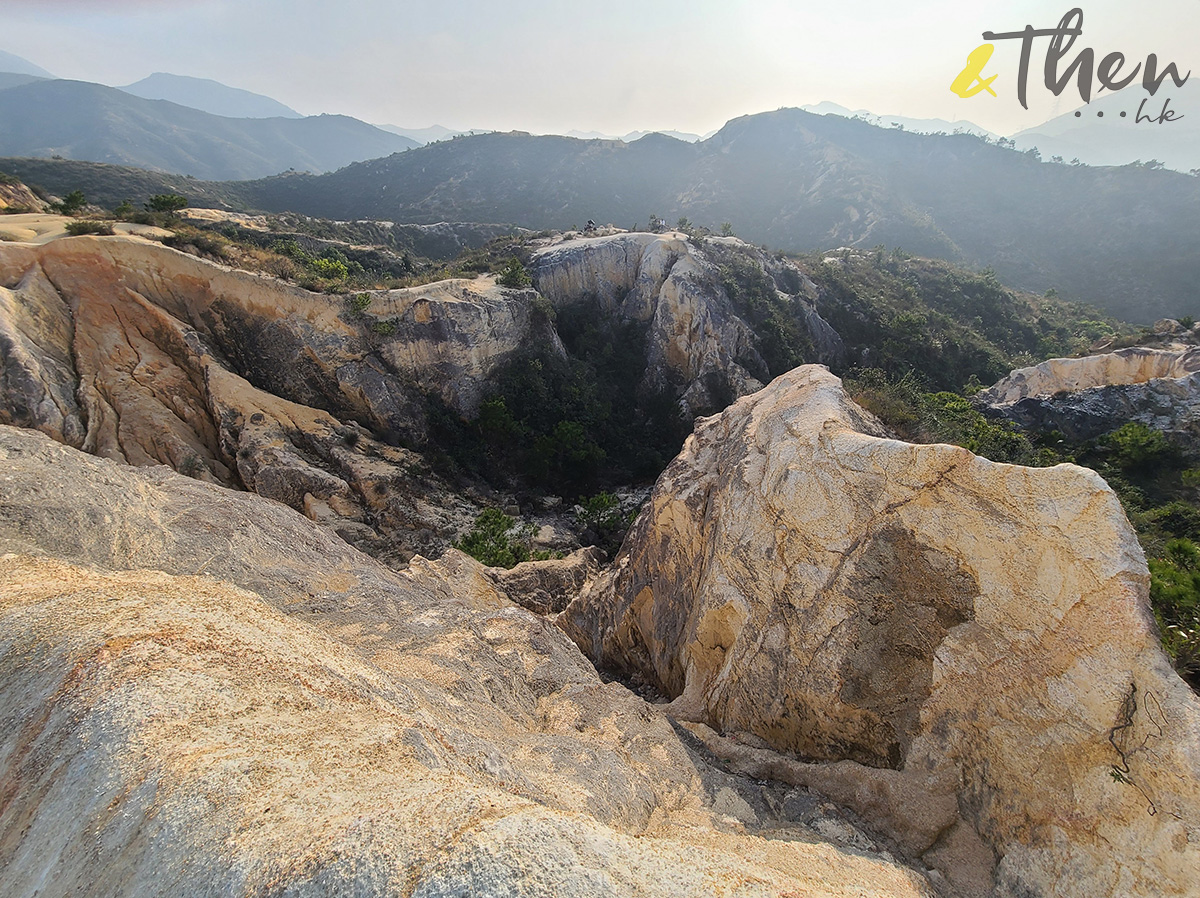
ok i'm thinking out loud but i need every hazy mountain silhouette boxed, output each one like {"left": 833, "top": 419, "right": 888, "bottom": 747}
{"left": 120, "top": 73, "right": 302, "bottom": 119}
{"left": 0, "top": 78, "right": 416, "bottom": 179}
{"left": 0, "top": 50, "right": 55, "bottom": 79}
{"left": 1012, "top": 90, "right": 1200, "bottom": 173}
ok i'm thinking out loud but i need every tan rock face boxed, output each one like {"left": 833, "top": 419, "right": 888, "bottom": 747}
{"left": 0, "top": 236, "right": 546, "bottom": 560}
{"left": 490, "top": 546, "right": 606, "bottom": 614}
{"left": 561, "top": 365, "right": 1200, "bottom": 898}
{"left": 0, "top": 426, "right": 934, "bottom": 898}
{"left": 978, "top": 346, "right": 1200, "bottom": 445}
{"left": 0, "top": 180, "right": 46, "bottom": 213}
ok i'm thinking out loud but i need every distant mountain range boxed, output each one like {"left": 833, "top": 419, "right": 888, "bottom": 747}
{"left": 119, "top": 73, "right": 302, "bottom": 119}
{"left": 376, "top": 125, "right": 495, "bottom": 145}
{"left": 564, "top": 129, "right": 711, "bottom": 143}
{"left": 799, "top": 102, "right": 999, "bottom": 140}
{"left": 0, "top": 77, "right": 416, "bottom": 179}
{"left": 0, "top": 50, "right": 54, "bottom": 79}
{"left": 2, "top": 46, "right": 1196, "bottom": 321}
{"left": 226, "top": 108, "right": 1200, "bottom": 323}
{"left": 1012, "top": 90, "right": 1200, "bottom": 173}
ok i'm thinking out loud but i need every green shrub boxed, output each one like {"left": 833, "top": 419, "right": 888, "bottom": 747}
{"left": 576, "top": 491, "right": 635, "bottom": 554}
{"left": 454, "top": 508, "right": 535, "bottom": 568}
{"left": 1104, "top": 422, "right": 1173, "bottom": 473}
{"left": 348, "top": 292, "right": 372, "bottom": 313}
{"left": 530, "top": 293, "right": 556, "bottom": 322}
{"left": 145, "top": 193, "right": 188, "bottom": 214}
{"left": 309, "top": 256, "right": 349, "bottom": 280}
{"left": 64, "top": 219, "right": 114, "bottom": 237}
{"left": 497, "top": 257, "right": 532, "bottom": 289}
{"left": 55, "top": 190, "right": 86, "bottom": 216}
{"left": 370, "top": 318, "right": 398, "bottom": 336}
{"left": 162, "top": 230, "right": 227, "bottom": 259}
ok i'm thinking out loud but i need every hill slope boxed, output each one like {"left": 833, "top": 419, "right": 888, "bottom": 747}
{"left": 233, "top": 108, "right": 1200, "bottom": 322}
{"left": 0, "top": 79, "right": 416, "bottom": 179}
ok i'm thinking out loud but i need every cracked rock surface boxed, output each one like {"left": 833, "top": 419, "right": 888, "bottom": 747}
{"left": 0, "top": 425, "right": 936, "bottom": 898}
{"left": 561, "top": 365, "right": 1200, "bottom": 898}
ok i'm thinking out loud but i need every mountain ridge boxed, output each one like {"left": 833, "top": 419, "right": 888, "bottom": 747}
{"left": 119, "top": 72, "right": 303, "bottom": 119}
{"left": 0, "top": 77, "right": 416, "bottom": 180}
{"left": 227, "top": 107, "right": 1200, "bottom": 322}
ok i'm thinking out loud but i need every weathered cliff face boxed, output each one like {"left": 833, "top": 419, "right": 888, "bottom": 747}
{"left": 532, "top": 232, "right": 842, "bottom": 414}
{"left": 534, "top": 232, "right": 764, "bottom": 413}
{"left": 978, "top": 347, "right": 1200, "bottom": 405}
{"left": 0, "top": 231, "right": 845, "bottom": 559}
{"left": 0, "top": 236, "right": 555, "bottom": 433}
{"left": 561, "top": 365, "right": 1200, "bottom": 898}
{"left": 0, "top": 236, "right": 560, "bottom": 560}
{"left": 0, "top": 425, "right": 935, "bottom": 898}
{"left": 978, "top": 346, "right": 1200, "bottom": 443}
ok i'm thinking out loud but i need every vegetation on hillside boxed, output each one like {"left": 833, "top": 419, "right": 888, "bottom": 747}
{"left": 426, "top": 300, "right": 692, "bottom": 497}
{"left": 806, "top": 248, "right": 1121, "bottom": 391}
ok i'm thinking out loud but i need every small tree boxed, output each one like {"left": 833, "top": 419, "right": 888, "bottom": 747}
{"left": 145, "top": 193, "right": 189, "bottom": 215}
{"left": 496, "top": 257, "right": 532, "bottom": 289}
{"left": 56, "top": 190, "right": 86, "bottom": 216}
{"left": 454, "top": 508, "right": 534, "bottom": 568}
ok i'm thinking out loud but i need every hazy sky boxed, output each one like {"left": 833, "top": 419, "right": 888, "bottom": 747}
{"left": 2, "top": 1, "right": 1196, "bottom": 137}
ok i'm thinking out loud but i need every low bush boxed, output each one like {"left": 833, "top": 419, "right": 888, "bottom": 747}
{"left": 454, "top": 508, "right": 535, "bottom": 568}
{"left": 497, "top": 257, "right": 532, "bottom": 289}
{"left": 64, "top": 220, "right": 114, "bottom": 237}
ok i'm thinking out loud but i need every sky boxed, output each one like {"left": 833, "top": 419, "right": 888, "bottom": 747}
{"left": 1, "top": 0, "right": 1196, "bottom": 137}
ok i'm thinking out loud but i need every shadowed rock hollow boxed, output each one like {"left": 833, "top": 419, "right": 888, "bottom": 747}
{"left": 561, "top": 365, "right": 1200, "bottom": 898}
{"left": 0, "top": 231, "right": 840, "bottom": 562}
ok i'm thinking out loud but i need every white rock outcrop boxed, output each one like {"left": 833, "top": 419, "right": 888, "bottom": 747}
{"left": 562, "top": 365, "right": 1200, "bottom": 898}
{"left": 978, "top": 346, "right": 1200, "bottom": 406}
{"left": 977, "top": 346, "right": 1200, "bottom": 444}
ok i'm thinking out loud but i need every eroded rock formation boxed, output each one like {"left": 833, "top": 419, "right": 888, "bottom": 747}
{"left": 0, "top": 425, "right": 935, "bottom": 898}
{"left": 0, "top": 235, "right": 560, "bottom": 560}
{"left": 0, "top": 232, "right": 838, "bottom": 561}
{"left": 0, "top": 178, "right": 44, "bottom": 213}
{"left": 561, "top": 365, "right": 1200, "bottom": 898}
{"left": 978, "top": 346, "right": 1200, "bottom": 443}
{"left": 978, "top": 346, "right": 1200, "bottom": 405}
{"left": 532, "top": 232, "right": 842, "bottom": 414}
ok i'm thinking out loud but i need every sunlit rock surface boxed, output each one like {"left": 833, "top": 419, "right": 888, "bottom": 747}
{"left": 0, "top": 425, "right": 935, "bottom": 898}
{"left": 562, "top": 365, "right": 1200, "bottom": 898}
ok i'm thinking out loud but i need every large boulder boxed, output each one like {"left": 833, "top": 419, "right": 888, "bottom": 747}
{"left": 561, "top": 365, "right": 1200, "bottom": 898}
{"left": 0, "top": 425, "right": 934, "bottom": 898}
